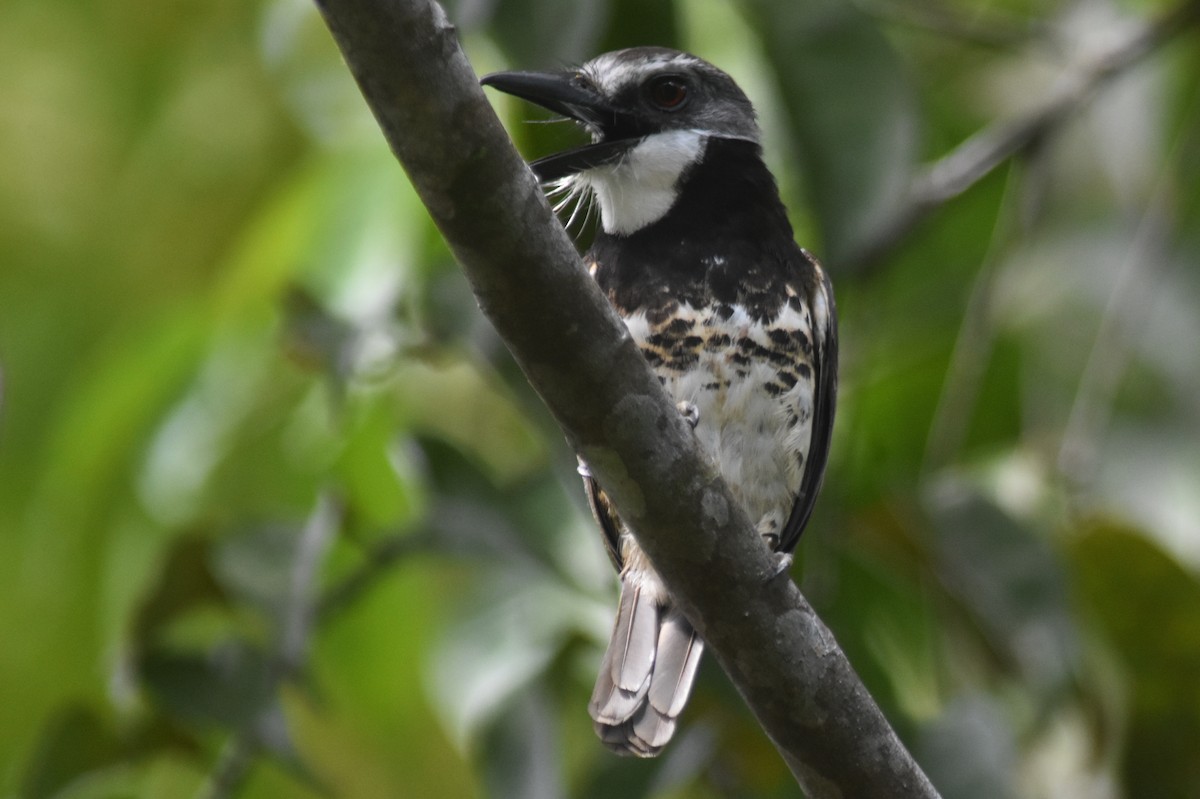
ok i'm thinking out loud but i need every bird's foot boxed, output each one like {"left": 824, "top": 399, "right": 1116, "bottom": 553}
{"left": 759, "top": 532, "right": 792, "bottom": 581}
{"left": 767, "top": 551, "right": 794, "bottom": 580}
{"left": 676, "top": 401, "right": 700, "bottom": 430}
{"left": 576, "top": 457, "right": 592, "bottom": 479}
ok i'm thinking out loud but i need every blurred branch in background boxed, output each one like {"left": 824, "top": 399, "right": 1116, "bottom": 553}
{"left": 857, "top": 0, "right": 1052, "bottom": 51}
{"left": 847, "top": 0, "right": 1200, "bottom": 270}
{"left": 920, "top": 166, "right": 1019, "bottom": 475}
{"left": 198, "top": 497, "right": 341, "bottom": 799}
{"left": 317, "top": 526, "right": 436, "bottom": 622}
{"left": 1056, "top": 160, "right": 1177, "bottom": 492}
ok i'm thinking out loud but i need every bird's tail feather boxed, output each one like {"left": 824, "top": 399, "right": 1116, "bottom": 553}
{"left": 589, "top": 575, "right": 704, "bottom": 757}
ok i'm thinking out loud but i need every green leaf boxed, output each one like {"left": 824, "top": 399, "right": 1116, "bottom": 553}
{"left": 395, "top": 361, "right": 547, "bottom": 486}
{"left": 743, "top": 0, "right": 918, "bottom": 263}
{"left": 21, "top": 705, "right": 198, "bottom": 799}
{"left": 430, "top": 572, "right": 603, "bottom": 746}
{"left": 133, "top": 535, "right": 228, "bottom": 648}
{"left": 21, "top": 706, "right": 125, "bottom": 799}
{"left": 334, "top": 392, "right": 420, "bottom": 532}
{"left": 488, "top": 0, "right": 607, "bottom": 68}
{"left": 1070, "top": 522, "right": 1200, "bottom": 796}
{"left": 477, "top": 690, "right": 564, "bottom": 799}
{"left": 140, "top": 640, "right": 275, "bottom": 732}
{"left": 597, "top": 0, "right": 679, "bottom": 54}
{"left": 811, "top": 537, "right": 941, "bottom": 727}
{"left": 926, "top": 482, "right": 1078, "bottom": 694}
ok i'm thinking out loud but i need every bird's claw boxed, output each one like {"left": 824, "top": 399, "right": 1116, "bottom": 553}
{"left": 767, "top": 551, "right": 793, "bottom": 581}
{"left": 759, "top": 532, "right": 791, "bottom": 581}
{"left": 676, "top": 401, "right": 700, "bottom": 430}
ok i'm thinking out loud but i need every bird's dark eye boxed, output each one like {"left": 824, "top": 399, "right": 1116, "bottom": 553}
{"left": 647, "top": 76, "right": 689, "bottom": 111}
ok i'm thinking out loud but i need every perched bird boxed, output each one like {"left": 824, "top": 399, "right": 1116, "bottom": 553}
{"left": 483, "top": 47, "right": 837, "bottom": 757}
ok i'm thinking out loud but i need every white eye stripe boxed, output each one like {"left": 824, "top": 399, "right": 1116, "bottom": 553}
{"left": 585, "top": 53, "right": 704, "bottom": 95}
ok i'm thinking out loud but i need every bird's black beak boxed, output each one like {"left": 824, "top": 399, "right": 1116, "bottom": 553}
{"left": 481, "top": 70, "right": 642, "bottom": 182}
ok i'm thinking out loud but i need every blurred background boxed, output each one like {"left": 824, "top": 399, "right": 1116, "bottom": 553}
{"left": 2, "top": 0, "right": 1199, "bottom": 796}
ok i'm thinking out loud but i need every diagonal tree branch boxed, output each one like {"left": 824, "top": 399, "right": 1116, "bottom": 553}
{"left": 312, "top": 1, "right": 940, "bottom": 796}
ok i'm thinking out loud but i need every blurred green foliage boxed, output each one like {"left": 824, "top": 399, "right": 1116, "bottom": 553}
{"left": 2, "top": 0, "right": 1199, "bottom": 797}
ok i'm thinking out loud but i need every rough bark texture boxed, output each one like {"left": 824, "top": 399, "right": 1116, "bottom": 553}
{"left": 313, "top": 1, "right": 941, "bottom": 795}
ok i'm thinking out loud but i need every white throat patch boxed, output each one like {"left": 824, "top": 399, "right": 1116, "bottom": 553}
{"left": 582, "top": 130, "right": 707, "bottom": 235}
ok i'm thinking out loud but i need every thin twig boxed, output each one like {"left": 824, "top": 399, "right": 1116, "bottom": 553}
{"left": 198, "top": 497, "right": 343, "bottom": 799}
{"left": 317, "top": 528, "right": 435, "bottom": 621}
{"left": 920, "top": 164, "right": 1020, "bottom": 475}
{"left": 279, "top": 495, "right": 341, "bottom": 675}
{"left": 1056, "top": 160, "right": 1179, "bottom": 492}
{"left": 197, "top": 736, "right": 257, "bottom": 799}
{"left": 856, "top": 0, "right": 1049, "bottom": 51}
{"left": 846, "top": 0, "right": 1200, "bottom": 271}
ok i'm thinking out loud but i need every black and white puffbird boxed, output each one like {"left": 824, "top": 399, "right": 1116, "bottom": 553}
{"left": 483, "top": 47, "right": 838, "bottom": 757}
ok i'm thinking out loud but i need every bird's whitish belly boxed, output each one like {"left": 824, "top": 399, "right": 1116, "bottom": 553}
{"left": 623, "top": 299, "right": 816, "bottom": 540}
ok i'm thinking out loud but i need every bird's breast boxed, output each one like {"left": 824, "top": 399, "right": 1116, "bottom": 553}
{"left": 623, "top": 298, "right": 816, "bottom": 534}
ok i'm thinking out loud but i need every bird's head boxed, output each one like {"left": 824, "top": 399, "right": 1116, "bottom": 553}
{"left": 482, "top": 47, "right": 759, "bottom": 182}
{"left": 483, "top": 48, "right": 761, "bottom": 234}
